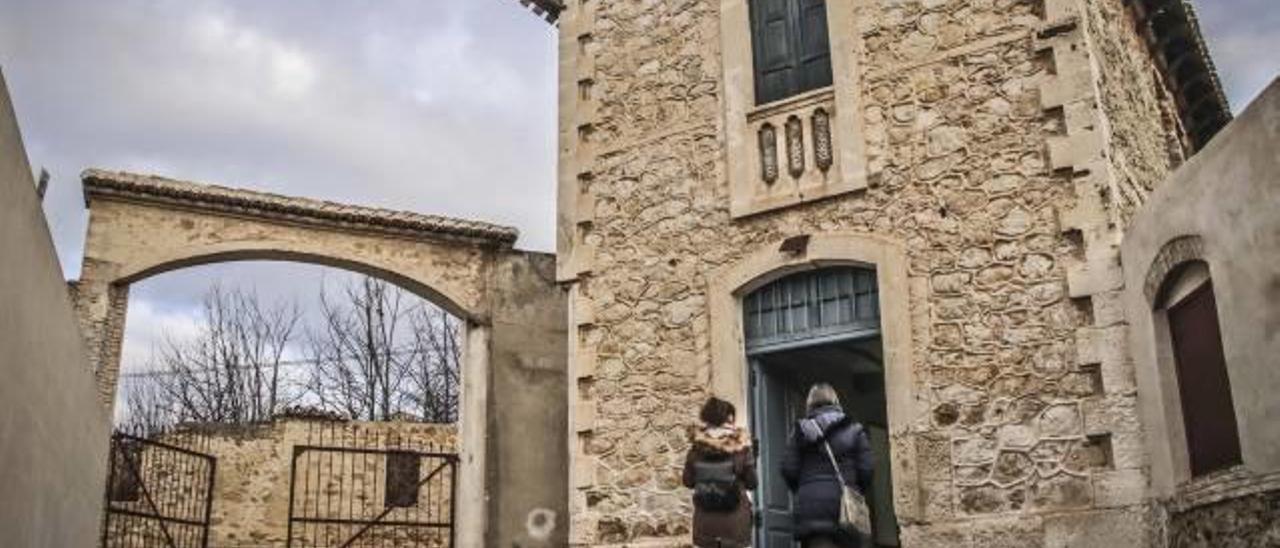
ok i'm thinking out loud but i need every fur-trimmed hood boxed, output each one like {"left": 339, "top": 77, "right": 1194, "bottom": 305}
{"left": 690, "top": 425, "right": 751, "bottom": 456}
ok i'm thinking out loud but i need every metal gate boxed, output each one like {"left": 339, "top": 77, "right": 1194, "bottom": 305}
{"left": 286, "top": 444, "right": 458, "bottom": 547}
{"left": 101, "top": 431, "right": 217, "bottom": 547}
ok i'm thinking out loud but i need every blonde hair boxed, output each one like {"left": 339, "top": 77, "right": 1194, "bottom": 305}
{"left": 806, "top": 383, "right": 841, "bottom": 412}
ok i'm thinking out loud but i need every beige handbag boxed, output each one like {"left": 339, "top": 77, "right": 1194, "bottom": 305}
{"left": 821, "top": 437, "right": 872, "bottom": 538}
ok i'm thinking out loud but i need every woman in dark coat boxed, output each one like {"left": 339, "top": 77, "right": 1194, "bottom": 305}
{"left": 682, "top": 397, "right": 757, "bottom": 547}
{"left": 781, "top": 383, "right": 874, "bottom": 548}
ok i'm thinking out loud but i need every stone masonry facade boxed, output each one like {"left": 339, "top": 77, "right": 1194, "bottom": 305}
{"left": 553, "top": 0, "right": 1199, "bottom": 545}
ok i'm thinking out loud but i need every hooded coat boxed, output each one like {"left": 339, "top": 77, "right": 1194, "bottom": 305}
{"left": 682, "top": 424, "right": 756, "bottom": 547}
{"left": 780, "top": 405, "right": 874, "bottom": 544}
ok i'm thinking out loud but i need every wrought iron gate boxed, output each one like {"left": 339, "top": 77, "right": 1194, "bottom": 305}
{"left": 286, "top": 444, "right": 458, "bottom": 547}
{"left": 101, "top": 431, "right": 217, "bottom": 547}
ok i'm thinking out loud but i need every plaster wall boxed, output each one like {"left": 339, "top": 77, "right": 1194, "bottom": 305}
{"left": 0, "top": 67, "right": 111, "bottom": 547}
{"left": 1121, "top": 78, "right": 1280, "bottom": 546}
{"left": 485, "top": 252, "right": 570, "bottom": 547}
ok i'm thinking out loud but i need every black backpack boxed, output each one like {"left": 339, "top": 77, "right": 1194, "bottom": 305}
{"left": 691, "top": 458, "right": 740, "bottom": 512}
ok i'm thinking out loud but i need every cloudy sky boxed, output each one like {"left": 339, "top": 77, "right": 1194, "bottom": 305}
{"left": 0, "top": 0, "right": 1275, "bottom": 378}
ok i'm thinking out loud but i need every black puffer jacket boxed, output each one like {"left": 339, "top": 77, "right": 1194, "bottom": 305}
{"left": 779, "top": 405, "right": 874, "bottom": 541}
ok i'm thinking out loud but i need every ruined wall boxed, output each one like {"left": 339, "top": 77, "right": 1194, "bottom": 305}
{"left": 556, "top": 0, "right": 1184, "bottom": 545}
{"left": 0, "top": 67, "right": 112, "bottom": 547}
{"left": 104, "top": 419, "right": 456, "bottom": 548}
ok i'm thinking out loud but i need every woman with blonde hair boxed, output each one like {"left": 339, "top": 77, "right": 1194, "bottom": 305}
{"left": 781, "top": 383, "right": 874, "bottom": 547}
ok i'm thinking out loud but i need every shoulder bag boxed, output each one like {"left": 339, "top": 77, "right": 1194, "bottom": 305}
{"left": 821, "top": 433, "right": 872, "bottom": 538}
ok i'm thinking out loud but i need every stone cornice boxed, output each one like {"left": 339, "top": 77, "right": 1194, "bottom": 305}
{"left": 1131, "top": 0, "right": 1233, "bottom": 149}
{"left": 81, "top": 169, "right": 519, "bottom": 247}
{"left": 512, "top": 0, "right": 562, "bottom": 24}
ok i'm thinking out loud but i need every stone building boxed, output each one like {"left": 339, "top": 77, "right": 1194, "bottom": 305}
{"left": 0, "top": 1, "right": 1274, "bottom": 546}
{"left": 523, "top": 0, "right": 1267, "bottom": 545}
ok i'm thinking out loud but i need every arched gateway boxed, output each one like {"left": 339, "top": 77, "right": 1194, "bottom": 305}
{"left": 71, "top": 169, "right": 568, "bottom": 546}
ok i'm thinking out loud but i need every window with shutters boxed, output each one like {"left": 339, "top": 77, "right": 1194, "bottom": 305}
{"left": 749, "top": 0, "right": 833, "bottom": 105}
{"left": 721, "top": 0, "right": 866, "bottom": 217}
{"left": 1158, "top": 262, "right": 1242, "bottom": 477}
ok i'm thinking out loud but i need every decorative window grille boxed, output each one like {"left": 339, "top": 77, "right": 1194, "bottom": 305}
{"left": 759, "top": 123, "right": 779, "bottom": 184}
{"left": 743, "top": 267, "right": 879, "bottom": 353}
{"left": 786, "top": 116, "right": 805, "bottom": 178}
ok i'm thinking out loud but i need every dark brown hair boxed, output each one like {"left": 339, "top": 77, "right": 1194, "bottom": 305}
{"left": 699, "top": 397, "right": 736, "bottom": 426}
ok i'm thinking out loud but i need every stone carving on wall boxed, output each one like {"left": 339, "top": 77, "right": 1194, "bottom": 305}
{"left": 813, "top": 107, "right": 832, "bottom": 172}
{"left": 758, "top": 123, "right": 778, "bottom": 184}
{"left": 786, "top": 115, "right": 804, "bottom": 178}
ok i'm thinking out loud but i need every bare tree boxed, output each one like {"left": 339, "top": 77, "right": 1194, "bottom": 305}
{"left": 119, "top": 376, "right": 176, "bottom": 435}
{"left": 119, "top": 284, "right": 302, "bottom": 429}
{"left": 406, "top": 306, "right": 462, "bottom": 422}
{"left": 306, "top": 276, "right": 461, "bottom": 423}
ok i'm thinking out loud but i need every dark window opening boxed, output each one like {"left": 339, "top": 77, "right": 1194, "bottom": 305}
{"left": 1167, "top": 280, "right": 1242, "bottom": 477}
{"left": 748, "top": 0, "right": 833, "bottom": 105}
{"left": 108, "top": 441, "right": 143, "bottom": 503}
{"left": 385, "top": 451, "right": 421, "bottom": 508}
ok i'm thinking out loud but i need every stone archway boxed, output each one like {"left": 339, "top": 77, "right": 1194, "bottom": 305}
{"left": 706, "top": 232, "right": 923, "bottom": 526}
{"left": 72, "top": 169, "right": 569, "bottom": 547}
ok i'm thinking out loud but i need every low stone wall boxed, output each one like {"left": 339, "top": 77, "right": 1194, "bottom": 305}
{"left": 105, "top": 418, "right": 457, "bottom": 548}
{"left": 1168, "top": 489, "right": 1280, "bottom": 547}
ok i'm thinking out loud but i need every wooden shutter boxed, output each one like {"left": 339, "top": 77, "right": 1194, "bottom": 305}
{"left": 796, "top": 0, "right": 833, "bottom": 92}
{"left": 750, "top": 0, "right": 833, "bottom": 105}
{"left": 1168, "top": 281, "right": 1242, "bottom": 476}
{"left": 750, "top": 0, "right": 798, "bottom": 104}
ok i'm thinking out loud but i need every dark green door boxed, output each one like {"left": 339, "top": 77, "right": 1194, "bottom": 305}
{"left": 751, "top": 359, "right": 801, "bottom": 547}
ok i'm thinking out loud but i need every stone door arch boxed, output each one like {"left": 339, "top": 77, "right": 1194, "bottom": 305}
{"left": 706, "top": 232, "right": 923, "bottom": 526}
{"left": 72, "top": 169, "right": 569, "bottom": 546}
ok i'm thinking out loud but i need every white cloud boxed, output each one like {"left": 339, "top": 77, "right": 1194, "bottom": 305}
{"left": 120, "top": 298, "right": 203, "bottom": 373}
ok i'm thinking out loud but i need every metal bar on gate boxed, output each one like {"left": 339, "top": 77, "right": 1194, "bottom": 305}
{"left": 120, "top": 440, "right": 181, "bottom": 548}
{"left": 285, "top": 447, "right": 302, "bottom": 547}
{"left": 200, "top": 456, "right": 216, "bottom": 547}
{"left": 292, "top": 517, "right": 454, "bottom": 529}
{"left": 449, "top": 459, "right": 457, "bottom": 546}
{"left": 291, "top": 444, "right": 457, "bottom": 459}
{"left": 101, "top": 507, "right": 210, "bottom": 529}
{"left": 101, "top": 435, "right": 119, "bottom": 548}
{"left": 338, "top": 461, "right": 453, "bottom": 547}
{"left": 113, "top": 432, "right": 214, "bottom": 458}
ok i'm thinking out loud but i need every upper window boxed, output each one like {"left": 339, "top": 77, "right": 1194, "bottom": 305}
{"left": 1158, "top": 262, "right": 1242, "bottom": 477}
{"left": 749, "top": 0, "right": 832, "bottom": 105}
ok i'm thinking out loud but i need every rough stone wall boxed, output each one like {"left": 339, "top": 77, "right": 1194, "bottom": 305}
{"left": 68, "top": 264, "right": 129, "bottom": 403}
{"left": 558, "top": 0, "right": 1177, "bottom": 545}
{"left": 1168, "top": 490, "right": 1280, "bottom": 548}
{"left": 1079, "top": 0, "right": 1190, "bottom": 224}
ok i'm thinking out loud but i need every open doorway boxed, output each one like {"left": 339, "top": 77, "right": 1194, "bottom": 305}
{"left": 744, "top": 267, "right": 900, "bottom": 547}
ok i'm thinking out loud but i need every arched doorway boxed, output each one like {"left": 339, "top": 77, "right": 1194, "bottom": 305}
{"left": 744, "top": 266, "right": 900, "bottom": 547}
